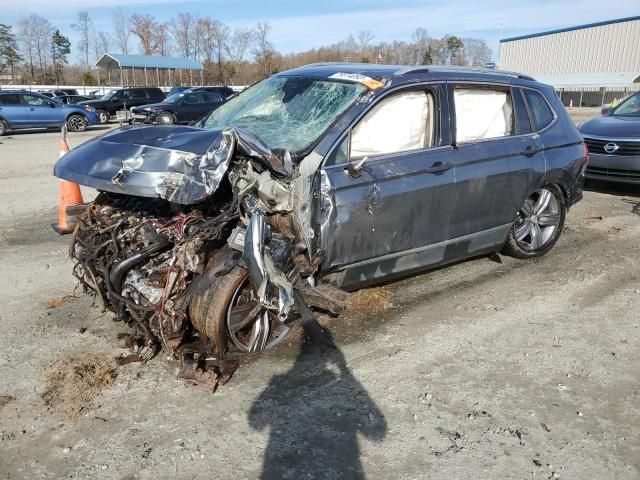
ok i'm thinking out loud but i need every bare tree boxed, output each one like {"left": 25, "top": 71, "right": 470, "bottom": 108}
{"left": 462, "top": 38, "right": 492, "bottom": 67}
{"left": 411, "top": 27, "right": 430, "bottom": 64}
{"left": 92, "top": 30, "right": 110, "bottom": 64}
{"left": 19, "top": 14, "right": 54, "bottom": 82}
{"left": 252, "top": 21, "right": 274, "bottom": 77}
{"left": 113, "top": 7, "right": 131, "bottom": 54}
{"left": 155, "top": 22, "right": 171, "bottom": 56}
{"left": 130, "top": 14, "right": 158, "bottom": 55}
{"left": 171, "top": 12, "right": 194, "bottom": 58}
{"left": 72, "top": 11, "right": 93, "bottom": 69}
{"left": 17, "top": 17, "right": 36, "bottom": 81}
{"left": 356, "top": 30, "right": 374, "bottom": 55}
{"left": 227, "top": 27, "right": 253, "bottom": 63}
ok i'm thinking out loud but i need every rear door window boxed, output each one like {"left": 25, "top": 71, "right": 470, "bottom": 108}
{"left": 453, "top": 87, "right": 515, "bottom": 142}
{"left": 0, "top": 94, "right": 20, "bottom": 105}
{"left": 350, "top": 90, "right": 435, "bottom": 159}
{"left": 203, "top": 92, "right": 222, "bottom": 103}
{"left": 523, "top": 89, "right": 555, "bottom": 131}
{"left": 22, "top": 94, "right": 51, "bottom": 106}
{"left": 130, "top": 89, "right": 148, "bottom": 99}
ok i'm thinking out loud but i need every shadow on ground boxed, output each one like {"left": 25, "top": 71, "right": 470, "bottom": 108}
{"left": 249, "top": 322, "right": 387, "bottom": 480}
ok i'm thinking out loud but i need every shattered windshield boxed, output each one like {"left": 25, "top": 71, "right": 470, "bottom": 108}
{"left": 203, "top": 76, "right": 366, "bottom": 155}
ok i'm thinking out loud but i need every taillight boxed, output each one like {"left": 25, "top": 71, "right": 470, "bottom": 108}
{"left": 581, "top": 142, "right": 589, "bottom": 165}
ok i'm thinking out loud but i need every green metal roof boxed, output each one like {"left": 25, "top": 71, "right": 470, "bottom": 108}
{"left": 96, "top": 53, "right": 202, "bottom": 70}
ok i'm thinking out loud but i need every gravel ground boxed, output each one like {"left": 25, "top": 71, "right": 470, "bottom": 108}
{"left": 0, "top": 112, "right": 639, "bottom": 479}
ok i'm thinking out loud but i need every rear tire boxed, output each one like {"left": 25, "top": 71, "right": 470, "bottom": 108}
{"left": 96, "top": 109, "right": 110, "bottom": 124}
{"left": 67, "top": 114, "right": 88, "bottom": 132}
{"left": 502, "top": 184, "right": 566, "bottom": 259}
{"left": 157, "top": 111, "right": 175, "bottom": 125}
{"left": 0, "top": 120, "right": 7, "bottom": 136}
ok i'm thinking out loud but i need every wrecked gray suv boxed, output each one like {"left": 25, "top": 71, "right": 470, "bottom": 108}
{"left": 54, "top": 64, "right": 587, "bottom": 361}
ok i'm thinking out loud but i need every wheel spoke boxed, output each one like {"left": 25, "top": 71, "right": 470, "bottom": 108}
{"left": 538, "top": 213, "right": 560, "bottom": 227}
{"left": 227, "top": 301, "right": 260, "bottom": 334}
{"left": 515, "top": 222, "right": 531, "bottom": 241}
{"left": 247, "top": 311, "right": 270, "bottom": 353}
{"left": 534, "top": 189, "right": 552, "bottom": 215}
{"left": 521, "top": 199, "right": 534, "bottom": 217}
{"left": 530, "top": 223, "right": 543, "bottom": 249}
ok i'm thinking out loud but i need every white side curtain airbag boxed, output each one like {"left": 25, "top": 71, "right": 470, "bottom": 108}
{"left": 351, "top": 91, "right": 429, "bottom": 158}
{"left": 454, "top": 89, "right": 513, "bottom": 142}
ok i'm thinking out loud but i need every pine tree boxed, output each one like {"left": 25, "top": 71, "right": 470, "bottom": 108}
{"left": 51, "top": 29, "right": 71, "bottom": 84}
{"left": 0, "top": 24, "right": 23, "bottom": 83}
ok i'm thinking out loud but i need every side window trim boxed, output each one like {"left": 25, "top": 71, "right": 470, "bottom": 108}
{"left": 513, "top": 88, "right": 533, "bottom": 135}
{"left": 324, "top": 83, "right": 443, "bottom": 167}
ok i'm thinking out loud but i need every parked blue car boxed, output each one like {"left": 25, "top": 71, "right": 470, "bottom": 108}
{"left": 0, "top": 90, "right": 98, "bottom": 136}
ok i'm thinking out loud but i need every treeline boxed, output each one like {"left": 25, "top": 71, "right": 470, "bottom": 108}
{"left": 0, "top": 11, "right": 492, "bottom": 86}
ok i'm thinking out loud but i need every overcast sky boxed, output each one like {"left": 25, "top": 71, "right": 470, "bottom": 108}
{"left": 4, "top": 0, "right": 639, "bottom": 60}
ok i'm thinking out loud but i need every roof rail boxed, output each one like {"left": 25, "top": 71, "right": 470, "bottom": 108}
{"left": 395, "top": 65, "right": 536, "bottom": 81}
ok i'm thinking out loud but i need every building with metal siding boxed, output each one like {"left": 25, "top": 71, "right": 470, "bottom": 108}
{"left": 498, "top": 16, "right": 640, "bottom": 105}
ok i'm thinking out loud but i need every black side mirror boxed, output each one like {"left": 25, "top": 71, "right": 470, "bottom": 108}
{"left": 601, "top": 105, "right": 612, "bottom": 116}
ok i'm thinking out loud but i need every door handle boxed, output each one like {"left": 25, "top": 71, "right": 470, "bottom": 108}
{"left": 425, "top": 161, "right": 451, "bottom": 174}
{"left": 29, "top": 107, "right": 35, "bottom": 111}
{"left": 523, "top": 145, "right": 540, "bottom": 156}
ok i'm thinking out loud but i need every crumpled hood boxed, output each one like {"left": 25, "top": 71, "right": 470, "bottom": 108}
{"left": 579, "top": 115, "right": 640, "bottom": 138}
{"left": 54, "top": 125, "right": 289, "bottom": 205}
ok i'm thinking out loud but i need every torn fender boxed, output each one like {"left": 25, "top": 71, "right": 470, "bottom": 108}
{"left": 54, "top": 125, "right": 288, "bottom": 205}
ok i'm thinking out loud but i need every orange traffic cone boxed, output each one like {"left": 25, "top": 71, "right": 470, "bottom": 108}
{"left": 568, "top": 99, "right": 573, "bottom": 111}
{"left": 52, "top": 125, "right": 85, "bottom": 234}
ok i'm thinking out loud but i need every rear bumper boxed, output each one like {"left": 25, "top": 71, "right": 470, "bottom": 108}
{"left": 585, "top": 153, "right": 640, "bottom": 184}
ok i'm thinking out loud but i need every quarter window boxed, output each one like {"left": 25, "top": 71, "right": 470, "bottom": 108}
{"left": 130, "top": 90, "right": 148, "bottom": 99}
{"left": 523, "top": 90, "right": 554, "bottom": 131}
{"left": 454, "top": 87, "right": 514, "bottom": 142}
{"left": 350, "top": 90, "right": 434, "bottom": 159}
{"left": 0, "top": 94, "right": 20, "bottom": 105}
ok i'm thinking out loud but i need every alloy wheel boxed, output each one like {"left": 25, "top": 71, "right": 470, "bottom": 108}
{"left": 226, "top": 277, "right": 292, "bottom": 353}
{"left": 514, "top": 187, "right": 561, "bottom": 252}
{"left": 68, "top": 115, "right": 86, "bottom": 132}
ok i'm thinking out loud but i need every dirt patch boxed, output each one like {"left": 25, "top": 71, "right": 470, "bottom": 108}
{"left": 41, "top": 353, "right": 117, "bottom": 420}
{"left": 346, "top": 287, "right": 392, "bottom": 315}
{"left": 0, "top": 395, "right": 16, "bottom": 410}
{"left": 44, "top": 296, "right": 75, "bottom": 309}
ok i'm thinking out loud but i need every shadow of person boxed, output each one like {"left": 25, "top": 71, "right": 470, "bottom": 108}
{"left": 249, "top": 321, "right": 387, "bottom": 480}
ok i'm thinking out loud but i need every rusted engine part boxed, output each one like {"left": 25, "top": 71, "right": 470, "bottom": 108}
{"left": 71, "top": 192, "right": 239, "bottom": 361}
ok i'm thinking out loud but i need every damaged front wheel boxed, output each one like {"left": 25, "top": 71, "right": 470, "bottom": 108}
{"left": 190, "top": 263, "right": 294, "bottom": 355}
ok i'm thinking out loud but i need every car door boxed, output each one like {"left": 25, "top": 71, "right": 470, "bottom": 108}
{"left": 177, "top": 92, "right": 202, "bottom": 122}
{"left": 446, "top": 83, "right": 545, "bottom": 243}
{"left": 198, "top": 91, "right": 224, "bottom": 119}
{"left": 0, "top": 93, "right": 28, "bottom": 128}
{"left": 21, "top": 94, "right": 63, "bottom": 127}
{"left": 319, "top": 85, "right": 456, "bottom": 288}
{"left": 129, "top": 89, "right": 150, "bottom": 108}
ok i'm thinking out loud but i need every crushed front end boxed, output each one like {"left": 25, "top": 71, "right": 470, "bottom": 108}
{"left": 56, "top": 124, "right": 346, "bottom": 370}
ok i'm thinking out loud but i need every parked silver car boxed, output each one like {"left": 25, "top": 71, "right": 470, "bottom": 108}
{"left": 54, "top": 64, "right": 587, "bottom": 361}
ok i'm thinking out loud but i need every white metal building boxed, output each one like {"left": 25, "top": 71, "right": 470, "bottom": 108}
{"left": 498, "top": 16, "right": 640, "bottom": 105}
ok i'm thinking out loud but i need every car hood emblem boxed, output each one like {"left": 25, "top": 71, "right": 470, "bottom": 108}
{"left": 604, "top": 142, "right": 619, "bottom": 154}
